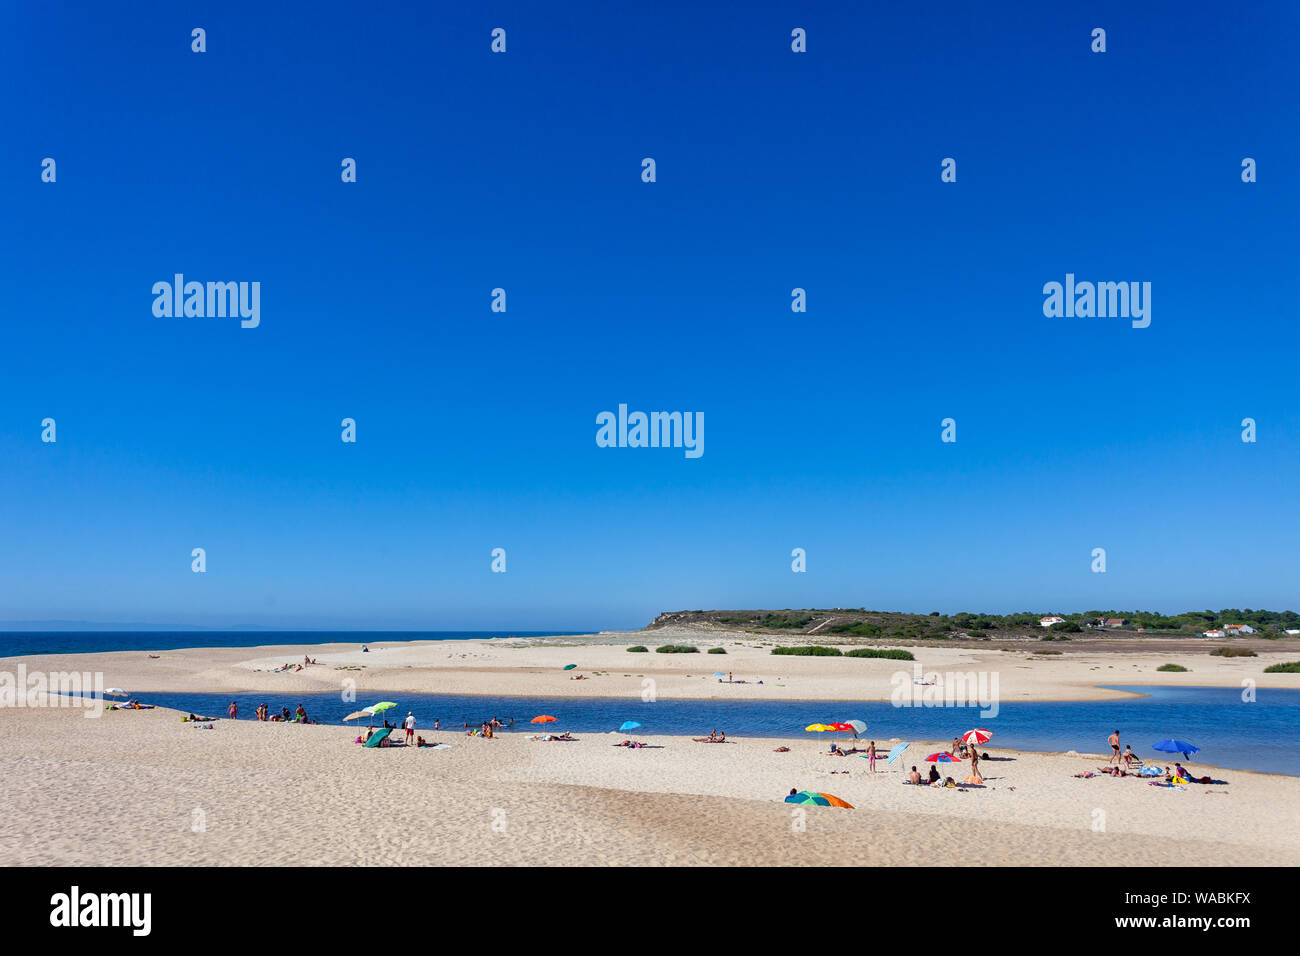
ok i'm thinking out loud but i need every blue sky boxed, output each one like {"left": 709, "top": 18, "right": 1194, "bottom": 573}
{"left": 2, "top": 2, "right": 1297, "bottom": 629}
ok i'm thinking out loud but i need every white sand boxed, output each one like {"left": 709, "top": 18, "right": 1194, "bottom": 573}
{"left": 3, "top": 630, "right": 1298, "bottom": 866}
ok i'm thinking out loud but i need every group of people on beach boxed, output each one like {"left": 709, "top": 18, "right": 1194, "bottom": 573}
{"left": 226, "top": 701, "right": 313, "bottom": 723}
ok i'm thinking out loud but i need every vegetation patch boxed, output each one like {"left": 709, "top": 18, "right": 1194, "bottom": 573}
{"left": 1156, "top": 663, "right": 1188, "bottom": 672}
{"left": 771, "top": 645, "right": 842, "bottom": 657}
{"left": 655, "top": 644, "right": 698, "bottom": 654}
{"left": 707, "top": 647, "right": 727, "bottom": 654}
{"left": 626, "top": 645, "right": 648, "bottom": 653}
{"left": 1209, "top": 646, "right": 1256, "bottom": 658}
{"left": 1263, "top": 661, "right": 1300, "bottom": 673}
{"left": 845, "top": 648, "right": 914, "bottom": 661}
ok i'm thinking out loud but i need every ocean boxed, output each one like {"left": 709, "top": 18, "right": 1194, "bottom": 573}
{"left": 0, "top": 630, "right": 588, "bottom": 658}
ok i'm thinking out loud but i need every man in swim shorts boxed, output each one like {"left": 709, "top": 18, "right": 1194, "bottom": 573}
{"left": 1107, "top": 730, "right": 1121, "bottom": 766}
{"left": 404, "top": 711, "right": 416, "bottom": 744}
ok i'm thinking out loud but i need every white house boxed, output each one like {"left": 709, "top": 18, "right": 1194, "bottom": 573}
{"left": 1202, "top": 629, "right": 1226, "bottom": 638}
{"left": 1223, "top": 624, "right": 1255, "bottom": 635}
{"left": 1039, "top": 616, "right": 1066, "bottom": 627}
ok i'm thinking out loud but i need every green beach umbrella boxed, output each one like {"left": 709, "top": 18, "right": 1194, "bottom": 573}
{"left": 563, "top": 664, "right": 577, "bottom": 670}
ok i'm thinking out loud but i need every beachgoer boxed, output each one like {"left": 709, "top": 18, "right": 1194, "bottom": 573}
{"left": 928, "top": 765, "right": 940, "bottom": 784}
{"left": 294, "top": 705, "right": 307, "bottom": 723}
{"left": 908, "top": 766, "right": 922, "bottom": 785}
{"left": 434, "top": 719, "right": 440, "bottom": 730}
{"left": 1122, "top": 745, "right": 1137, "bottom": 768}
{"left": 228, "top": 701, "right": 237, "bottom": 720}
{"left": 867, "top": 741, "right": 877, "bottom": 773}
{"left": 404, "top": 712, "right": 416, "bottom": 744}
{"left": 1107, "top": 730, "right": 1121, "bottom": 767}
{"left": 970, "top": 748, "right": 983, "bottom": 783}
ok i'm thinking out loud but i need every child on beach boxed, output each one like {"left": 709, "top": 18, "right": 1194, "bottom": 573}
{"left": 228, "top": 701, "right": 237, "bottom": 720}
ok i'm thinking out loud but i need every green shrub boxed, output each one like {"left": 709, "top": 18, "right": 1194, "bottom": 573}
{"left": 1033, "top": 649, "right": 1062, "bottom": 655}
{"left": 707, "top": 647, "right": 727, "bottom": 654}
{"left": 845, "top": 648, "right": 914, "bottom": 661}
{"left": 1050, "top": 621, "right": 1082, "bottom": 632}
{"left": 1263, "top": 661, "right": 1300, "bottom": 673}
{"left": 771, "top": 645, "right": 842, "bottom": 657}
{"left": 1156, "top": 663, "right": 1188, "bottom": 672}
{"left": 1210, "top": 646, "right": 1256, "bottom": 658}
{"left": 626, "top": 645, "right": 648, "bottom": 653}
{"left": 655, "top": 644, "right": 699, "bottom": 654}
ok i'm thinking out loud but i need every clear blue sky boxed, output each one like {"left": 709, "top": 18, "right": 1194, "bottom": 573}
{"left": 2, "top": 2, "right": 1297, "bottom": 629}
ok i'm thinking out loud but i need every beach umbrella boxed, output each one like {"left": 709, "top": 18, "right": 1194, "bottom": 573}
{"left": 105, "top": 688, "right": 127, "bottom": 696}
{"left": 884, "top": 742, "right": 911, "bottom": 768}
{"left": 925, "top": 752, "right": 963, "bottom": 763}
{"left": 1152, "top": 739, "right": 1201, "bottom": 760}
{"left": 618, "top": 720, "right": 642, "bottom": 734}
{"left": 367, "top": 702, "right": 397, "bottom": 728}
{"left": 713, "top": 672, "right": 726, "bottom": 677}
{"left": 531, "top": 715, "right": 558, "bottom": 724}
{"left": 785, "top": 791, "right": 831, "bottom": 806}
{"left": 963, "top": 728, "right": 993, "bottom": 746}
{"left": 343, "top": 710, "right": 371, "bottom": 722}
{"left": 784, "top": 790, "right": 853, "bottom": 809}
{"left": 845, "top": 719, "right": 867, "bottom": 737}
{"left": 805, "top": 723, "right": 834, "bottom": 732}
{"left": 563, "top": 664, "right": 577, "bottom": 670}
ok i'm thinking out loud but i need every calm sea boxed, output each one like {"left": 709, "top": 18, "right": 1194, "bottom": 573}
{"left": 0, "top": 630, "right": 588, "bottom": 657}
{"left": 78, "top": 684, "right": 1300, "bottom": 776}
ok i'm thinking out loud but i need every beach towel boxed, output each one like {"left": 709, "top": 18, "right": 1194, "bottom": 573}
{"left": 363, "top": 728, "right": 391, "bottom": 748}
{"left": 1139, "top": 766, "right": 1164, "bottom": 776}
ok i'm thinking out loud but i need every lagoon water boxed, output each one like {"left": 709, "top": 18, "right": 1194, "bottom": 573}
{"left": 103, "top": 685, "right": 1300, "bottom": 776}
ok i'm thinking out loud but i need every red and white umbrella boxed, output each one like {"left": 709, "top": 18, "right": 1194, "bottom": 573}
{"left": 962, "top": 728, "right": 993, "bottom": 745}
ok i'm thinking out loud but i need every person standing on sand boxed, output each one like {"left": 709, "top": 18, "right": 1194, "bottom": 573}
{"left": 867, "top": 741, "right": 877, "bottom": 772}
{"left": 228, "top": 701, "right": 237, "bottom": 720}
{"left": 1107, "top": 730, "right": 1121, "bottom": 767}
{"left": 970, "top": 748, "right": 983, "bottom": 782}
{"left": 404, "top": 712, "right": 416, "bottom": 745}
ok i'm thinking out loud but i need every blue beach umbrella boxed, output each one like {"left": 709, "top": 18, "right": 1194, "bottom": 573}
{"left": 884, "top": 742, "right": 911, "bottom": 768}
{"left": 619, "top": 720, "right": 642, "bottom": 734}
{"left": 1152, "top": 739, "right": 1201, "bottom": 760}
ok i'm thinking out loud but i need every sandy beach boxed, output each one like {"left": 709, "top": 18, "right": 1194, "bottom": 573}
{"left": 2, "top": 704, "right": 1297, "bottom": 867}
{"left": 6, "top": 627, "right": 1299, "bottom": 702}
{"left": 3, "top": 630, "right": 1299, "bottom": 867}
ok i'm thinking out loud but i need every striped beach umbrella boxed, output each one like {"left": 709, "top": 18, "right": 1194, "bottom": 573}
{"left": 963, "top": 729, "right": 993, "bottom": 746}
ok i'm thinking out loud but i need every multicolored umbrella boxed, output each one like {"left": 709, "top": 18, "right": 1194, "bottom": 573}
{"left": 530, "top": 715, "right": 558, "bottom": 724}
{"left": 926, "top": 752, "right": 964, "bottom": 763}
{"left": 963, "top": 729, "right": 993, "bottom": 745}
{"left": 784, "top": 790, "right": 853, "bottom": 809}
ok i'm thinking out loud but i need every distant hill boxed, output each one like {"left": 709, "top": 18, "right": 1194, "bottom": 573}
{"left": 645, "top": 608, "right": 1300, "bottom": 641}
